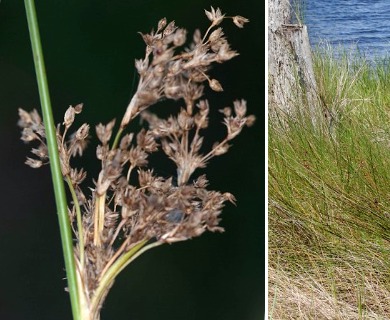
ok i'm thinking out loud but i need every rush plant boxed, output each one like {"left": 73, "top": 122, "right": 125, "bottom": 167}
{"left": 21, "top": 2, "right": 253, "bottom": 319}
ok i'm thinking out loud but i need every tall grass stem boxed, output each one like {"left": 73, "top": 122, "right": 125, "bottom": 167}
{"left": 24, "top": 1, "right": 81, "bottom": 318}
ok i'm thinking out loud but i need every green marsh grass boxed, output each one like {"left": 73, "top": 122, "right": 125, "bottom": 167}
{"left": 291, "top": 0, "right": 307, "bottom": 26}
{"left": 269, "top": 45, "right": 390, "bottom": 319}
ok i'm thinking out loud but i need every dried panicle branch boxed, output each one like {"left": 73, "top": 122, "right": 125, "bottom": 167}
{"left": 18, "top": 7, "right": 253, "bottom": 319}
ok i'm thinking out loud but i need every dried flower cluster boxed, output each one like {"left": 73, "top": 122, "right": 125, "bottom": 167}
{"left": 18, "top": 7, "right": 253, "bottom": 319}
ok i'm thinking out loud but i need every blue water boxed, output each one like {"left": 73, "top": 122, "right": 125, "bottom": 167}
{"left": 304, "top": 0, "right": 390, "bottom": 60}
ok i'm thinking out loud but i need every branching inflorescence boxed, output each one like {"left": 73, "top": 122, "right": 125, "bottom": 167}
{"left": 18, "top": 7, "right": 253, "bottom": 320}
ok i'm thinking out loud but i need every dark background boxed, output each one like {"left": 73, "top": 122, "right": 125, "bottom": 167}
{"left": 0, "top": 1, "right": 263, "bottom": 319}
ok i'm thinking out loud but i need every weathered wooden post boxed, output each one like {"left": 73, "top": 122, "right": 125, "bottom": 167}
{"left": 268, "top": 0, "right": 319, "bottom": 122}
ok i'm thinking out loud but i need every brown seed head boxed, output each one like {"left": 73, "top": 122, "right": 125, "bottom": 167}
{"left": 232, "top": 15, "right": 249, "bottom": 28}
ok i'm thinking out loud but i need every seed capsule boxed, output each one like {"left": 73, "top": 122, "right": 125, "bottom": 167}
{"left": 165, "top": 209, "right": 185, "bottom": 223}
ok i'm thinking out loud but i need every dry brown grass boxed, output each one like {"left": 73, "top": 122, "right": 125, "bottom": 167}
{"left": 269, "top": 264, "right": 390, "bottom": 320}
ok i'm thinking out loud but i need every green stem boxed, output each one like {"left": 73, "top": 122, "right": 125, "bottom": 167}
{"left": 90, "top": 240, "right": 162, "bottom": 315}
{"left": 111, "top": 127, "right": 124, "bottom": 150}
{"left": 24, "top": 1, "right": 81, "bottom": 319}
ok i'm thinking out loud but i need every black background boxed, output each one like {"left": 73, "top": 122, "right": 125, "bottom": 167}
{"left": 0, "top": 1, "right": 264, "bottom": 319}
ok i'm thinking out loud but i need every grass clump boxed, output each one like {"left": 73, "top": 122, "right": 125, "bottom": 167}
{"left": 268, "top": 44, "right": 390, "bottom": 319}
